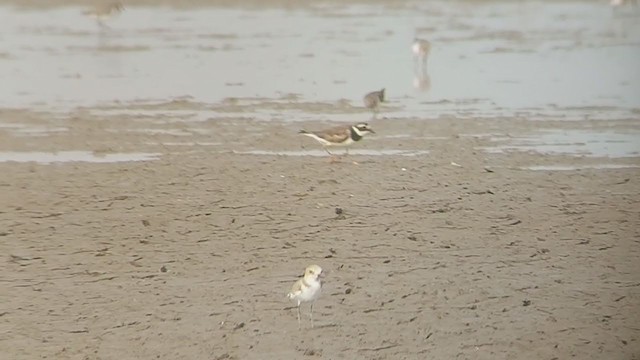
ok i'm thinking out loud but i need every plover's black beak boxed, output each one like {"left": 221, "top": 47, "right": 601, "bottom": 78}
{"left": 368, "top": 129, "right": 376, "bottom": 134}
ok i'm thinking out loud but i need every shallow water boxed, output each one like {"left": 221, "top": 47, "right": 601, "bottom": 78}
{"left": 1, "top": 1, "right": 639, "bottom": 120}
{"left": 482, "top": 129, "right": 640, "bottom": 157}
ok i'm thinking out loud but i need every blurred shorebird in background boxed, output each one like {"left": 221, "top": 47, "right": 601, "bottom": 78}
{"left": 412, "top": 38, "right": 431, "bottom": 68}
{"left": 610, "top": 0, "right": 638, "bottom": 6}
{"left": 363, "top": 88, "right": 385, "bottom": 117}
{"left": 610, "top": 0, "right": 639, "bottom": 17}
{"left": 83, "top": 2, "right": 125, "bottom": 28}
{"left": 412, "top": 38, "right": 432, "bottom": 92}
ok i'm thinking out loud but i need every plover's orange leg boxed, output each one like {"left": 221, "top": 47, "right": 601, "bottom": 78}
{"left": 324, "top": 148, "right": 341, "bottom": 163}
{"left": 322, "top": 146, "right": 339, "bottom": 163}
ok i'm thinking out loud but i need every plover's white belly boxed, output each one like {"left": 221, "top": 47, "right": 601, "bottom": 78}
{"left": 328, "top": 137, "right": 355, "bottom": 147}
{"left": 297, "top": 283, "right": 321, "bottom": 303}
{"left": 303, "top": 133, "right": 355, "bottom": 147}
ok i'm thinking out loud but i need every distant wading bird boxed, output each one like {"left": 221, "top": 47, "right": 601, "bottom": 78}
{"left": 287, "top": 265, "right": 324, "bottom": 328}
{"left": 299, "top": 123, "right": 375, "bottom": 160}
{"left": 412, "top": 38, "right": 431, "bottom": 69}
{"left": 412, "top": 38, "right": 432, "bottom": 92}
{"left": 83, "top": 2, "right": 125, "bottom": 28}
{"left": 363, "top": 88, "right": 385, "bottom": 115}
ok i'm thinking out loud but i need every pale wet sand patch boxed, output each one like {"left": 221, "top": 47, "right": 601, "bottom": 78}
{"left": 217, "top": 97, "right": 362, "bottom": 113}
{"left": 234, "top": 149, "right": 430, "bottom": 157}
{"left": 67, "top": 45, "right": 152, "bottom": 53}
{"left": 15, "top": 26, "right": 94, "bottom": 37}
{"left": 196, "top": 33, "right": 238, "bottom": 39}
{"left": 87, "top": 97, "right": 368, "bottom": 120}
{"left": 11, "top": 126, "right": 69, "bottom": 137}
{"left": 0, "top": 150, "right": 161, "bottom": 164}
{"left": 521, "top": 164, "right": 640, "bottom": 171}
{"left": 381, "top": 134, "right": 450, "bottom": 140}
{"left": 142, "top": 141, "right": 222, "bottom": 147}
{"left": 101, "top": 98, "right": 211, "bottom": 111}
{"left": 459, "top": 132, "right": 509, "bottom": 139}
{"left": 482, "top": 129, "right": 640, "bottom": 158}
{"left": 146, "top": 127, "right": 212, "bottom": 136}
{"left": 106, "top": 128, "right": 203, "bottom": 136}
{"left": 197, "top": 44, "right": 242, "bottom": 52}
{"left": 0, "top": 123, "right": 68, "bottom": 136}
{"left": 84, "top": 110, "right": 209, "bottom": 124}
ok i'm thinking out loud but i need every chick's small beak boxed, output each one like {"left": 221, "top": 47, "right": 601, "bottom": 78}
{"left": 368, "top": 129, "right": 376, "bottom": 134}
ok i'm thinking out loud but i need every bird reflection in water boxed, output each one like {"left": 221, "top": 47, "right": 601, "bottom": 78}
{"left": 413, "top": 70, "right": 431, "bottom": 92}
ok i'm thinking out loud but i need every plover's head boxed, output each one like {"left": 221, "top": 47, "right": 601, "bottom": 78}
{"left": 304, "top": 265, "right": 324, "bottom": 281}
{"left": 378, "top": 88, "right": 385, "bottom": 101}
{"left": 352, "top": 123, "right": 375, "bottom": 136}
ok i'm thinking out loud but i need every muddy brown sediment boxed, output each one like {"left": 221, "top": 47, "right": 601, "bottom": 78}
{"left": 1, "top": 108, "right": 639, "bottom": 359}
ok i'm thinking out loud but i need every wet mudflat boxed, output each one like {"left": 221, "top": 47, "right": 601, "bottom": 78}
{"left": 1, "top": 0, "right": 639, "bottom": 359}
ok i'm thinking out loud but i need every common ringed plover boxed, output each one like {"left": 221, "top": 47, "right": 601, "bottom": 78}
{"left": 83, "top": 2, "right": 125, "bottom": 28}
{"left": 299, "top": 122, "right": 375, "bottom": 157}
{"left": 287, "top": 264, "right": 324, "bottom": 328}
{"left": 363, "top": 88, "right": 385, "bottom": 113}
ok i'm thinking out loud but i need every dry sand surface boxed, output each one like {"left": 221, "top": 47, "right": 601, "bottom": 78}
{"left": 1, "top": 108, "right": 639, "bottom": 359}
